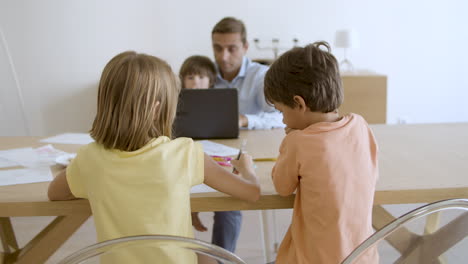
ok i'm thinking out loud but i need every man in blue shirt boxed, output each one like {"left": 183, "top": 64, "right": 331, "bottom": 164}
{"left": 209, "top": 16, "right": 283, "bottom": 253}
{"left": 212, "top": 17, "right": 283, "bottom": 130}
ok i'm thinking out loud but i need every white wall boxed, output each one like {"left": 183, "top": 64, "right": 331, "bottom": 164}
{"left": 1, "top": 0, "right": 467, "bottom": 136}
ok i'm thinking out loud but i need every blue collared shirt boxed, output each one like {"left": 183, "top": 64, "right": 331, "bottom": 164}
{"left": 214, "top": 57, "right": 284, "bottom": 130}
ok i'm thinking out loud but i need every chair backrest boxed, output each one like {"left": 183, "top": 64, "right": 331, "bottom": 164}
{"left": 342, "top": 198, "right": 468, "bottom": 264}
{"left": 56, "top": 234, "right": 246, "bottom": 264}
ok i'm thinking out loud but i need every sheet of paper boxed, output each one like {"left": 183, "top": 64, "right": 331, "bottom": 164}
{"left": 191, "top": 184, "right": 217, "bottom": 194}
{"left": 0, "top": 157, "right": 18, "bottom": 168}
{"left": 0, "top": 147, "right": 37, "bottom": 168}
{"left": 40, "top": 133, "right": 94, "bottom": 145}
{"left": 0, "top": 167, "right": 52, "bottom": 186}
{"left": 197, "top": 140, "right": 239, "bottom": 157}
{"left": 0, "top": 145, "right": 67, "bottom": 168}
{"left": 35, "top": 145, "right": 68, "bottom": 165}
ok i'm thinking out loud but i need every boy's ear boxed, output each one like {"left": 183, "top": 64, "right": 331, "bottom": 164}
{"left": 293, "top": 95, "right": 307, "bottom": 112}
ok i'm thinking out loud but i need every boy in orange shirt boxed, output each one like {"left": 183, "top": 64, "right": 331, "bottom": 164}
{"left": 264, "top": 42, "right": 379, "bottom": 263}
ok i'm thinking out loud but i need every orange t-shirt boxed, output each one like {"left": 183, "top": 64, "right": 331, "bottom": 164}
{"left": 273, "top": 114, "right": 379, "bottom": 264}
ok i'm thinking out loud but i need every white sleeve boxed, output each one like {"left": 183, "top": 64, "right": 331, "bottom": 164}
{"left": 245, "top": 67, "right": 285, "bottom": 130}
{"left": 246, "top": 111, "right": 285, "bottom": 130}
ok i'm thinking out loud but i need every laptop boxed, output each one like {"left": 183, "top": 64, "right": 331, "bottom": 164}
{"left": 173, "top": 88, "right": 239, "bottom": 139}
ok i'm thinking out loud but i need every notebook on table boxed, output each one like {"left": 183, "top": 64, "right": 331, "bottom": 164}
{"left": 173, "top": 88, "right": 239, "bottom": 139}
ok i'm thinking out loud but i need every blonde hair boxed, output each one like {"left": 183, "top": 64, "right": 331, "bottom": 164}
{"left": 90, "top": 51, "right": 180, "bottom": 151}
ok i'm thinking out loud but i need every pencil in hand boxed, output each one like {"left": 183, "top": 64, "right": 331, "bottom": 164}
{"left": 233, "top": 139, "right": 247, "bottom": 174}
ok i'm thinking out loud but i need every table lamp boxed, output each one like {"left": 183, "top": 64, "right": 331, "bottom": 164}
{"left": 334, "top": 29, "right": 359, "bottom": 72}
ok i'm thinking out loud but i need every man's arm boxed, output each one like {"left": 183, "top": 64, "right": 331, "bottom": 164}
{"left": 245, "top": 111, "right": 284, "bottom": 129}
{"left": 244, "top": 72, "right": 284, "bottom": 129}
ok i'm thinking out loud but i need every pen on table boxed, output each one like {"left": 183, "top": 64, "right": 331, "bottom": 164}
{"left": 233, "top": 139, "right": 247, "bottom": 173}
{"left": 253, "top": 158, "right": 277, "bottom": 162}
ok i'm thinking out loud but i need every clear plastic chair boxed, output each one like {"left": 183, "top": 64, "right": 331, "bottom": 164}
{"left": 56, "top": 234, "right": 246, "bottom": 264}
{"left": 342, "top": 199, "right": 468, "bottom": 264}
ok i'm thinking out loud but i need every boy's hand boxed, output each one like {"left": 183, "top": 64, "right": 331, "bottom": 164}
{"left": 191, "top": 212, "right": 207, "bottom": 232}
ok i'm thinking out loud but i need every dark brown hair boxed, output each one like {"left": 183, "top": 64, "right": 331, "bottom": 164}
{"left": 90, "top": 51, "right": 180, "bottom": 151}
{"left": 212, "top": 17, "right": 247, "bottom": 44}
{"left": 179, "top": 55, "right": 216, "bottom": 88}
{"left": 264, "top": 41, "right": 343, "bottom": 113}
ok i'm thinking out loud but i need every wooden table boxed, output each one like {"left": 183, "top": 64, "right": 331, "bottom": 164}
{"left": 1, "top": 123, "right": 468, "bottom": 263}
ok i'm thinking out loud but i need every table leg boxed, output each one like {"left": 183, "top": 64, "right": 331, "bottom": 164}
{"left": 259, "top": 210, "right": 274, "bottom": 263}
{"left": 8, "top": 214, "right": 90, "bottom": 264}
{"left": 423, "top": 212, "right": 446, "bottom": 264}
{"left": 372, "top": 206, "right": 468, "bottom": 264}
{"left": 372, "top": 205, "right": 419, "bottom": 253}
{"left": 271, "top": 210, "right": 279, "bottom": 253}
{"left": 0, "top": 217, "right": 19, "bottom": 254}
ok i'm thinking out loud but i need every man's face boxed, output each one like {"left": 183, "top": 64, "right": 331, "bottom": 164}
{"left": 212, "top": 33, "right": 248, "bottom": 77}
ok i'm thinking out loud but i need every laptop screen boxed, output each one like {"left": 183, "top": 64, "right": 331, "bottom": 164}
{"left": 173, "top": 88, "right": 239, "bottom": 139}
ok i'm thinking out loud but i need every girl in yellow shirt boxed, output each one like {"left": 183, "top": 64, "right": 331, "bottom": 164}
{"left": 47, "top": 51, "right": 260, "bottom": 263}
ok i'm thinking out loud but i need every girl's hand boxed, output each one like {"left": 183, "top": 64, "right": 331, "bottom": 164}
{"left": 231, "top": 153, "right": 255, "bottom": 177}
{"left": 203, "top": 153, "right": 260, "bottom": 202}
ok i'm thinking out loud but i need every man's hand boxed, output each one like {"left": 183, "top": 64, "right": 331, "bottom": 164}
{"left": 239, "top": 114, "right": 248, "bottom": 128}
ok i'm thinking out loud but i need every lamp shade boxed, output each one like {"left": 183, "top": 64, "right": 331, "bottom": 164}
{"left": 334, "top": 29, "right": 360, "bottom": 48}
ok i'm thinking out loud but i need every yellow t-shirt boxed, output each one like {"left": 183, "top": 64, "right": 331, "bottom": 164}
{"left": 66, "top": 136, "right": 204, "bottom": 263}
